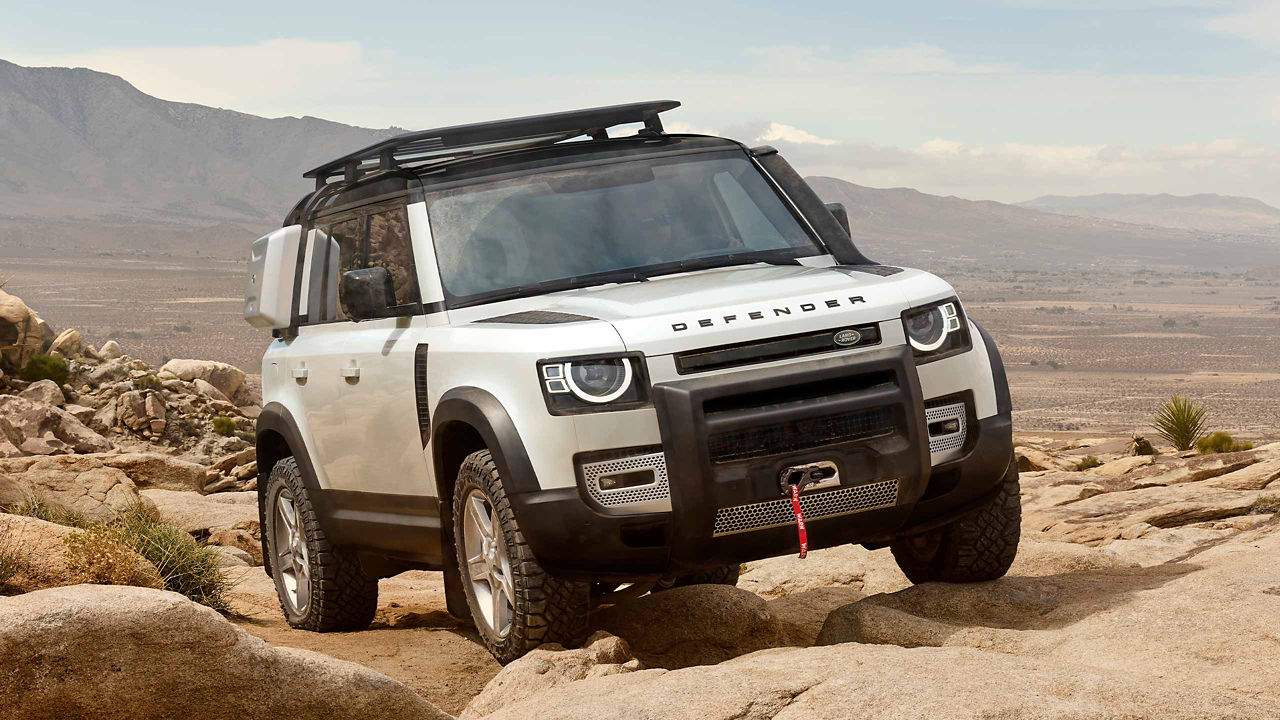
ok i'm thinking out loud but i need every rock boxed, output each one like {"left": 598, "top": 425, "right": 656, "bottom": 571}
{"left": 86, "top": 357, "right": 131, "bottom": 386}
{"left": 1125, "top": 451, "right": 1258, "bottom": 488}
{"left": 0, "top": 288, "right": 46, "bottom": 371}
{"left": 145, "top": 393, "right": 167, "bottom": 434}
{"left": 232, "top": 461, "right": 258, "bottom": 480}
{"left": 193, "top": 377, "right": 230, "bottom": 402}
{"left": 0, "top": 455, "right": 151, "bottom": 521}
{"left": 207, "top": 527, "right": 263, "bottom": 565}
{"left": 739, "top": 544, "right": 910, "bottom": 599}
{"left": 1015, "top": 446, "right": 1074, "bottom": 472}
{"left": 232, "top": 374, "right": 263, "bottom": 408}
{"left": 1208, "top": 458, "right": 1280, "bottom": 491}
{"left": 204, "top": 477, "right": 239, "bottom": 494}
{"left": 18, "top": 379, "right": 65, "bottom": 407}
{"left": 0, "top": 470, "right": 31, "bottom": 506}
{"left": 0, "top": 514, "right": 162, "bottom": 593}
{"left": 0, "top": 395, "right": 112, "bottom": 456}
{"left": 159, "top": 359, "right": 246, "bottom": 399}
{"left": 461, "top": 633, "right": 640, "bottom": 720}
{"left": 90, "top": 402, "right": 116, "bottom": 433}
{"left": 209, "top": 545, "right": 253, "bottom": 567}
{"left": 97, "top": 340, "right": 123, "bottom": 360}
{"left": 592, "top": 585, "right": 786, "bottom": 669}
{"left": 116, "top": 391, "right": 149, "bottom": 431}
{"left": 764, "top": 586, "right": 865, "bottom": 646}
{"left": 95, "top": 453, "right": 207, "bottom": 493}
{"left": 1089, "top": 454, "right": 1154, "bottom": 478}
{"left": 48, "top": 328, "right": 84, "bottom": 358}
{"left": 141, "top": 488, "right": 258, "bottom": 535}
{"left": 0, "top": 585, "right": 451, "bottom": 720}
{"left": 212, "top": 447, "right": 256, "bottom": 474}
{"left": 62, "top": 404, "right": 95, "bottom": 423}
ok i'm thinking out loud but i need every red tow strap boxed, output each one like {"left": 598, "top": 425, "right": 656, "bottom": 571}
{"left": 789, "top": 483, "right": 808, "bottom": 559}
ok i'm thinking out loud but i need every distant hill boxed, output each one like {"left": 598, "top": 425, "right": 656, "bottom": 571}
{"left": 1017, "top": 193, "right": 1280, "bottom": 236}
{"left": 807, "top": 177, "right": 1280, "bottom": 270}
{"left": 0, "top": 59, "right": 393, "bottom": 256}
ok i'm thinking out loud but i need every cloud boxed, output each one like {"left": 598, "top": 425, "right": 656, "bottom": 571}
{"left": 749, "top": 43, "right": 1014, "bottom": 75}
{"left": 13, "top": 38, "right": 385, "bottom": 116}
{"left": 755, "top": 122, "right": 838, "bottom": 146}
{"left": 1204, "top": 1, "right": 1280, "bottom": 48}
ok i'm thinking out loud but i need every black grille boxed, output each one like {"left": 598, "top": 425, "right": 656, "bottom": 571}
{"left": 675, "top": 323, "right": 881, "bottom": 374}
{"left": 414, "top": 344, "right": 430, "bottom": 447}
{"left": 707, "top": 407, "right": 896, "bottom": 463}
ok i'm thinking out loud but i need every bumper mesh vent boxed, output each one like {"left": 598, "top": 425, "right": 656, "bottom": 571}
{"left": 712, "top": 479, "right": 899, "bottom": 537}
{"left": 925, "top": 401, "right": 967, "bottom": 465}
{"left": 707, "top": 407, "right": 895, "bottom": 463}
{"left": 580, "top": 451, "right": 671, "bottom": 513}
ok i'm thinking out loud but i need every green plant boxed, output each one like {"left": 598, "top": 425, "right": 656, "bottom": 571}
{"left": 63, "top": 525, "right": 164, "bottom": 589}
{"left": 1046, "top": 360, "right": 1063, "bottom": 370}
{"left": 18, "top": 353, "right": 69, "bottom": 385}
{"left": 1195, "top": 431, "right": 1253, "bottom": 455}
{"left": 1162, "top": 318, "right": 1177, "bottom": 328}
{"left": 1128, "top": 434, "right": 1157, "bottom": 456}
{"left": 134, "top": 374, "right": 163, "bottom": 390}
{"left": 211, "top": 417, "right": 237, "bottom": 437}
{"left": 1152, "top": 395, "right": 1208, "bottom": 451}
{"left": 6, "top": 496, "right": 93, "bottom": 529}
{"left": 113, "top": 504, "right": 232, "bottom": 612}
{"left": 1075, "top": 455, "right": 1103, "bottom": 471}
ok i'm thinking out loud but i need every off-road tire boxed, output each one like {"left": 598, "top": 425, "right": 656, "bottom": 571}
{"left": 454, "top": 450, "right": 590, "bottom": 664}
{"left": 654, "top": 564, "right": 742, "bottom": 591}
{"left": 890, "top": 453, "right": 1021, "bottom": 583}
{"left": 265, "top": 457, "right": 378, "bottom": 631}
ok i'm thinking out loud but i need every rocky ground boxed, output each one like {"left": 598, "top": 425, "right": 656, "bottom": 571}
{"left": 3, "top": 285, "right": 1279, "bottom": 719}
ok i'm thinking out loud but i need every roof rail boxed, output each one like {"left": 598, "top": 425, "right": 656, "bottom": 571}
{"left": 303, "top": 100, "right": 681, "bottom": 188}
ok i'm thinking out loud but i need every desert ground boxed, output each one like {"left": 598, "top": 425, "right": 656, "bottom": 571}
{"left": 5, "top": 250, "right": 1278, "bottom": 435}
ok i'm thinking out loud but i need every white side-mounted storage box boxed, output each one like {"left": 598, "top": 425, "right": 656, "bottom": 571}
{"left": 244, "top": 225, "right": 302, "bottom": 329}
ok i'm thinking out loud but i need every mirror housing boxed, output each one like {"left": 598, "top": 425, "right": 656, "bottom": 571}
{"left": 824, "top": 202, "right": 851, "bottom": 238}
{"left": 341, "top": 267, "right": 397, "bottom": 321}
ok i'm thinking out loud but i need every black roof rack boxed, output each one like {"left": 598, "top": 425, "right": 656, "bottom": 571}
{"left": 303, "top": 100, "right": 681, "bottom": 188}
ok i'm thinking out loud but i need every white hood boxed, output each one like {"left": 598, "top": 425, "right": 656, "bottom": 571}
{"left": 531, "top": 264, "right": 954, "bottom": 355}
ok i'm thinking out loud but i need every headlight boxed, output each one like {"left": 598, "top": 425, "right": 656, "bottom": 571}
{"left": 539, "top": 354, "right": 649, "bottom": 414}
{"left": 902, "top": 299, "right": 970, "bottom": 363}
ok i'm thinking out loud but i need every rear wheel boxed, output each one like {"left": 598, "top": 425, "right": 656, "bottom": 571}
{"left": 454, "top": 450, "right": 590, "bottom": 664}
{"left": 265, "top": 457, "right": 378, "bottom": 631}
{"left": 890, "top": 454, "right": 1021, "bottom": 583}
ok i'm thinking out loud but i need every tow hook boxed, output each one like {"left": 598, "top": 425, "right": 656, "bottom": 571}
{"left": 779, "top": 464, "right": 835, "bottom": 559}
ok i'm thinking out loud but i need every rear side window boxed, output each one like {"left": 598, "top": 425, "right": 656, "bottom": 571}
{"left": 367, "top": 206, "right": 420, "bottom": 307}
{"left": 327, "top": 216, "right": 366, "bottom": 322}
{"left": 304, "top": 203, "right": 420, "bottom": 324}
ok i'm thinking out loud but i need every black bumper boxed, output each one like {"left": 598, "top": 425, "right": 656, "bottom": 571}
{"left": 510, "top": 347, "right": 1013, "bottom": 581}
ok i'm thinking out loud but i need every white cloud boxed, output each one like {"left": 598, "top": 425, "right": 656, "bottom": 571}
{"left": 749, "top": 43, "right": 1013, "bottom": 75}
{"left": 1204, "top": 1, "right": 1280, "bottom": 48}
{"left": 755, "top": 122, "right": 838, "bottom": 146}
{"left": 13, "top": 38, "right": 385, "bottom": 116}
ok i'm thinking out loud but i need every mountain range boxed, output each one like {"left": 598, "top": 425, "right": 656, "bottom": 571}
{"left": 2, "top": 59, "right": 1277, "bottom": 269}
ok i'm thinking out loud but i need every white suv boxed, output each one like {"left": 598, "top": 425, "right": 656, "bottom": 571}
{"left": 244, "top": 101, "right": 1020, "bottom": 664}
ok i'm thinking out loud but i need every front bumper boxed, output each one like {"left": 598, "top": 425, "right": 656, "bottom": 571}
{"left": 509, "top": 346, "right": 1013, "bottom": 581}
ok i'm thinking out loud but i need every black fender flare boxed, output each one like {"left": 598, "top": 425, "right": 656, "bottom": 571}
{"left": 255, "top": 402, "right": 336, "bottom": 574}
{"left": 430, "top": 386, "right": 540, "bottom": 498}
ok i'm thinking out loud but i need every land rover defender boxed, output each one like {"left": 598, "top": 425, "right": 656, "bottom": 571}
{"left": 244, "top": 101, "right": 1020, "bottom": 664}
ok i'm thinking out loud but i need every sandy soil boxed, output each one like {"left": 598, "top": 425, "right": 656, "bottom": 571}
{"left": 227, "top": 568, "right": 499, "bottom": 716}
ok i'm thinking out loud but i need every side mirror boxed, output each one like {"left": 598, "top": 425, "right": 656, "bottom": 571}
{"left": 341, "top": 267, "right": 397, "bottom": 321}
{"left": 824, "top": 202, "right": 851, "bottom": 238}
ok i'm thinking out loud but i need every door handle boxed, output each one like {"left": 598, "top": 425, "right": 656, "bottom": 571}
{"left": 341, "top": 362, "right": 361, "bottom": 379}
{"left": 292, "top": 367, "right": 309, "bottom": 380}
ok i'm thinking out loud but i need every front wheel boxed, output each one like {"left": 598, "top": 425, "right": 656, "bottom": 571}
{"left": 454, "top": 450, "right": 590, "bottom": 664}
{"left": 890, "top": 453, "right": 1021, "bottom": 583}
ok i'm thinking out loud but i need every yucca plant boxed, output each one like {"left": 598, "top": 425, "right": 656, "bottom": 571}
{"left": 1152, "top": 395, "right": 1208, "bottom": 451}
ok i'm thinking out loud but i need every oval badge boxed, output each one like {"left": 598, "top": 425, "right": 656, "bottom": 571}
{"left": 833, "top": 329, "right": 862, "bottom": 347}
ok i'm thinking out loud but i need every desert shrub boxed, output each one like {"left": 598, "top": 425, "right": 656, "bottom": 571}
{"left": 134, "top": 374, "right": 163, "bottom": 390}
{"left": 173, "top": 324, "right": 193, "bottom": 333}
{"left": 1075, "top": 455, "right": 1103, "bottom": 471}
{"left": 6, "top": 495, "right": 93, "bottom": 529}
{"left": 1162, "top": 318, "right": 1177, "bottom": 328}
{"left": 1152, "top": 395, "right": 1208, "bottom": 451}
{"left": 19, "top": 353, "right": 69, "bottom": 385}
{"left": 113, "top": 504, "right": 232, "bottom": 612}
{"left": 211, "top": 417, "right": 237, "bottom": 436}
{"left": 63, "top": 525, "right": 163, "bottom": 588}
{"left": 0, "top": 532, "right": 28, "bottom": 591}
{"left": 1195, "top": 431, "right": 1253, "bottom": 455}
{"left": 234, "top": 430, "right": 256, "bottom": 443}
{"left": 1129, "top": 434, "right": 1157, "bottom": 456}
{"left": 1046, "top": 360, "right": 1063, "bottom": 370}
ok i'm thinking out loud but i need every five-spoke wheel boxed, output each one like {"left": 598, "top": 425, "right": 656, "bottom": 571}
{"left": 461, "top": 489, "right": 515, "bottom": 638}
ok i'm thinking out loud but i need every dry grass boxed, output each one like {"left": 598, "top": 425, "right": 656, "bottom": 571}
{"left": 6, "top": 495, "right": 94, "bottom": 529}
{"left": 63, "top": 524, "right": 163, "bottom": 589}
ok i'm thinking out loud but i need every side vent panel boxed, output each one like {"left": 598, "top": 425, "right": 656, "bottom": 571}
{"left": 414, "top": 344, "right": 430, "bottom": 447}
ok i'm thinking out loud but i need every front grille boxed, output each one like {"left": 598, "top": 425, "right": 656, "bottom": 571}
{"left": 707, "top": 407, "right": 895, "bottom": 463}
{"left": 712, "top": 479, "right": 899, "bottom": 536}
{"left": 675, "top": 323, "right": 881, "bottom": 374}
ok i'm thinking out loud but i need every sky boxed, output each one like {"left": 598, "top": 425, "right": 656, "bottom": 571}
{"left": 4, "top": 0, "right": 1279, "bottom": 204}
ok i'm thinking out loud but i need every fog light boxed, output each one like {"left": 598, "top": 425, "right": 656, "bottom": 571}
{"left": 598, "top": 469, "right": 656, "bottom": 492}
{"left": 929, "top": 418, "right": 961, "bottom": 435}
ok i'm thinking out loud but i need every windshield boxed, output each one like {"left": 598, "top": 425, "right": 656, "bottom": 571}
{"left": 423, "top": 151, "right": 825, "bottom": 307}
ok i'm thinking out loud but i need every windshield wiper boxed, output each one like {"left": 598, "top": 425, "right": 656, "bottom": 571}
{"left": 452, "top": 269, "right": 650, "bottom": 309}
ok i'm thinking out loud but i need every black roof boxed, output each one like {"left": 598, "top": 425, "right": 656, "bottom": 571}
{"left": 303, "top": 100, "right": 680, "bottom": 186}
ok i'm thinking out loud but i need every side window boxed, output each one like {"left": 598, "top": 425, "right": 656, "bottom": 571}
{"left": 367, "top": 206, "right": 419, "bottom": 306}
{"left": 328, "top": 216, "right": 365, "bottom": 321}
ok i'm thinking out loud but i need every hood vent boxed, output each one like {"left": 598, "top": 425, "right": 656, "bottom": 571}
{"left": 475, "top": 310, "right": 597, "bottom": 324}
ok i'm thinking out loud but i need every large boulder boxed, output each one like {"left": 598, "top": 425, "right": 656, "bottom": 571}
{"left": 18, "top": 379, "right": 65, "bottom": 407}
{"left": 117, "top": 390, "right": 166, "bottom": 433}
{"left": 0, "top": 456, "right": 150, "bottom": 521}
{"left": 461, "top": 632, "right": 640, "bottom": 720}
{"left": 48, "top": 328, "right": 84, "bottom": 358}
{"left": 0, "top": 584, "right": 451, "bottom": 720}
{"left": 141, "top": 488, "right": 258, "bottom": 535}
{"left": 97, "top": 339, "right": 124, "bottom": 360}
{"left": 99, "top": 453, "right": 206, "bottom": 493}
{"left": 592, "top": 584, "right": 787, "bottom": 669}
{"left": 0, "top": 395, "right": 112, "bottom": 457}
{"left": 160, "top": 359, "right": 246, "bottom": 400}
{"left": 0, "top": 288, "right": 46, "bottom": 371}
{"left": 738, "top": 544, "right": 910, "bottom": 599}
{"left": 0, "top": 514, "right": 162, "bottom": 593}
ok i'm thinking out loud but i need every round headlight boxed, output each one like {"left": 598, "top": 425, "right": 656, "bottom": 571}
{"left": 906, "top": 306, "right": 948, "bottom": 351}
{"left": 566, "top": 358, "right": 633, "bottom": 403}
